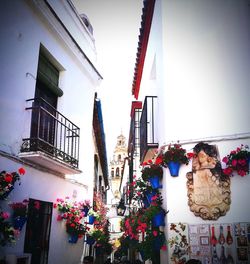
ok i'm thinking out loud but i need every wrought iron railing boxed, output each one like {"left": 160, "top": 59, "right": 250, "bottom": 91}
{"left": 140, "top": 96, "right": 158, "bottom": 161}
{"left": 128, "top": 108, "right": 141, "bottom": 158}
{"left": 21, "top": 98, "right": 80, "bottom": 168}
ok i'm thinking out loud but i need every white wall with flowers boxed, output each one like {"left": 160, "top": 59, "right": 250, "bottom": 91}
{"left": 135, "top": 0, "right": 250, "bottom": 262}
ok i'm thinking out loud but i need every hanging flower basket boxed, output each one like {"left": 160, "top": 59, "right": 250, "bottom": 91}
{"left": 148, "top": 175, "right": 162, "bottom": 189}
{"left": 152, "top": 210, "right": 165, "bottom": 227}
{"left": 0, "top": 168, "right": 25, "bottom": 200}
{"left": 168, "top": 161, "right": 181, "bottom": 177}
{"left": 162, "top": 143, "right": 192, "bottom": 177}
{"left": 88, "top": 215, "right": 96, "bottom": 225}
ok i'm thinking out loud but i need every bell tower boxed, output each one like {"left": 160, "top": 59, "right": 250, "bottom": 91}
{"left": 109, "top": 133, "right": 127, "bottom": 202}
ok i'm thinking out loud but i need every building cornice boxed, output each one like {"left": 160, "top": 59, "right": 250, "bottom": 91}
{"left": 132, "top": 0, "right": 155, "bottom": 99}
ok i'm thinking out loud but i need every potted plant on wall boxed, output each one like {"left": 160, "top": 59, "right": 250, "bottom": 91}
{"left": 222, "top": 144, "right": 249, "bottom": 177}
{"left": 138, "top": 228, "right": 166, "bottom": 262}
{"left": 141, "top": 157, "right": 163, "bottom": 189}
{"left": 65, "top": 207, "right": 86, "bottom": 243}
{"left": 9, "top": 199, "right": 29, "bottom": 231}
{"left": 162, "top": 143, "right": 192, "bottom": 176}
{"left": 0, "top": 210, "right": 17, "bottom": 246}
{"left": 0, "top": 168, "right": 25, "bottom": 200}
{"left": 88, "top": 209, "right": 100, "bottom": 225}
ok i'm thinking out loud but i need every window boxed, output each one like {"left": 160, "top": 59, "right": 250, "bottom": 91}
{"left": 118, "top": 154, "right": 121, "bottom": 161}
{"left": 116, "top": 167, "right": 119, "bottom": 177}
{"left": 111, "top": 170, "right": 114, "bottom": 178}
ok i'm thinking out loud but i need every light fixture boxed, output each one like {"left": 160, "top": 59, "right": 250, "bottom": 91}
{"left": 116, "top": 198, "right": 126, "bottom": 216}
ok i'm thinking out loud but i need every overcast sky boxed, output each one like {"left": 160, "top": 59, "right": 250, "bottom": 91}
{"left": 71, "top": 0, "right": 143, "bottom": 159}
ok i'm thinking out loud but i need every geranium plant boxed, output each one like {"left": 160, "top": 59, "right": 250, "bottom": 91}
{"left": 0, "top": 210, "right": 18, "bottom": 246}
{"left": 141, "top": 157, "right": 163, "bottom": 182}
{"left": 9, "top": 199, "right": 29, "bottom": 217}
{"left": 65, "top": 206, "right": 87, "bottom": 237}
{"left": 222, "top": 144, "right": 249, "bottom": 177}
{"left": 138, "top": 228, "right": 166, "bottom": 261}
{"left": 0, "top": 167, "right": 25, "bottom": 199}
{"left": 88, "top": 208, "right": 100, "bottom": 218}
{"left": 54, "top": 197, "right": 72, "bottom": 220}
{"left": 162, "top": 143, "right": 191, "bottom": 166}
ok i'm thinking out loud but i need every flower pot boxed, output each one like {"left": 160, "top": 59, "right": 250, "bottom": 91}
{"left": 145, "top": 190, "right": 157, "bottom": 204}
{"left": 139, "top": 250, "right": 145, "bottom": 260}
{"left": 142, "top": 197, "right": 150, "bottom": 208}
{"left": 168, "top": 161, "right": 181, "bottom": 176}
{"left": 82, "top": 206, "right": 89, "bottom": 217}
{"left": 152, "top": 211, "right": 165, "bottom": 227}
{"left": 68, "top": 233, "right": 78, "bottom": 243}
{"left": 13, "top": 216, "right": 27, "bottom": 231}
{"left": 86, "top": 236, "right": 95, "bottom": 245}
{"left": 88, "top": 215, "right": 96, "bottom": 225}
{"left": 149, "top": 175, "right": 162, "bottom": 189}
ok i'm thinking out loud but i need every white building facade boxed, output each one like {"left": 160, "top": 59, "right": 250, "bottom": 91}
{"left": 129, "top": 0, "right": 250, "bottom": 263}
{"left": 0, "top": 1, "right": 107, "bottom": 263}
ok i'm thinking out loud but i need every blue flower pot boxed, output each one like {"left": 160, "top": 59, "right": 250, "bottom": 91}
{"left": 149, "top": 175, "right": 162, "bottom": 189}
{"left": 152, "top": 211, "right": 165, "bottom": 227}
{"left": 145, "top": 190, "right": 157, "bottom": 204}
{"left": 88, "top": 215, "right": 96, "bottom": 225}
{"left": 168, "top": 161, "right": 181, "bottom": 176}
{"left": 81, "top": 206, "right": 89, "bottom": 217}
{"left": 68, "top": 233, "right": 78, "bottom": 243}
{"left": 143, "top": 197, "right": 150, "bottom": 208}
{"left": 13, "top": 216, "right": 27, "bottom": 231}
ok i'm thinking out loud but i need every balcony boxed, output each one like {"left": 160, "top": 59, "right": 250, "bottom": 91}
{"left": 140, "top": 96, "right": 158, "bottom": 162}
{"left": 128, "top": 102, "right": 142, "bottom": 158}
{"left": 19, "top": 98, "right": 81, "bottom": 174}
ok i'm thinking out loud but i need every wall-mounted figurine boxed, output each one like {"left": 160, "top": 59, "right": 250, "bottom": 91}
{"left": 187, "top": 142, "right": 231, "bottom": 220}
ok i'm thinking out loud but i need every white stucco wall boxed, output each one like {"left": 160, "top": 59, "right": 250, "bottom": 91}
{"left": 137, "top": 0, "right": 250, "bottom": 262}
{"left": 0, "top": 1, "right": 101, "bottom": 263}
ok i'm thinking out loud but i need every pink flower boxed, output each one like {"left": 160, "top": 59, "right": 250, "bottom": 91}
{"left": 2, "top": 212, "right": 10, "bottom": 219}
{"left": 223, "top": 167, "right": 233, "bottom": 176}
{"left": 222, "top": 157, "right": 228, "bottom": 163}
{"left": 238, "top": 159, "right": 247, "bottom": 166}
{"left": 57, "top": 214, "right": 63, "bottom": 221}
{"left": 161, "top": 244, "right": 167, "bottom": 251}
{"left": 231, "top": 159, "right": 237, "bottom": 167}
{"left": 153, "top": 230, "right": 158, "bottom": 236}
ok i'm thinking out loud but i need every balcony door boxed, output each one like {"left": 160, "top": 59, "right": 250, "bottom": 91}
{"left": 31, "top": 53, "right": 58, "bottom": 150}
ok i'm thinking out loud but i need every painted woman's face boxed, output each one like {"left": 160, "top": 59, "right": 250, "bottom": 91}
{"left": 197, "top": 150, "right": 208, "bottom": 164}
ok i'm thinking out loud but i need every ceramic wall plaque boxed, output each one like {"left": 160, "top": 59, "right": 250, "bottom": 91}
{"left": 187, "top": 142, "right": 231, "bottom": 220}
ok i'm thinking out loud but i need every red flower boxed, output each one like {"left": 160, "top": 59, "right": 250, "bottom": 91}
{"left": 222, "top": 157, "right": 228, "bottom": 163}
{"left": 18, "top": 167, "right": 26, "bottom": 175}
{"left": 4, "top": 173, "right": 13, "bottom": 183}
{"left": 155, "top": 156, "right": 163, "bottom": 165}
{"left": 187, "top": 152, "right": 194, "bottom": 159}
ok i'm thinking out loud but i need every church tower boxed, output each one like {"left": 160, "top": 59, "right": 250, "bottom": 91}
{"left": 109, "top": 133, "right": 127, "bottom": 203}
